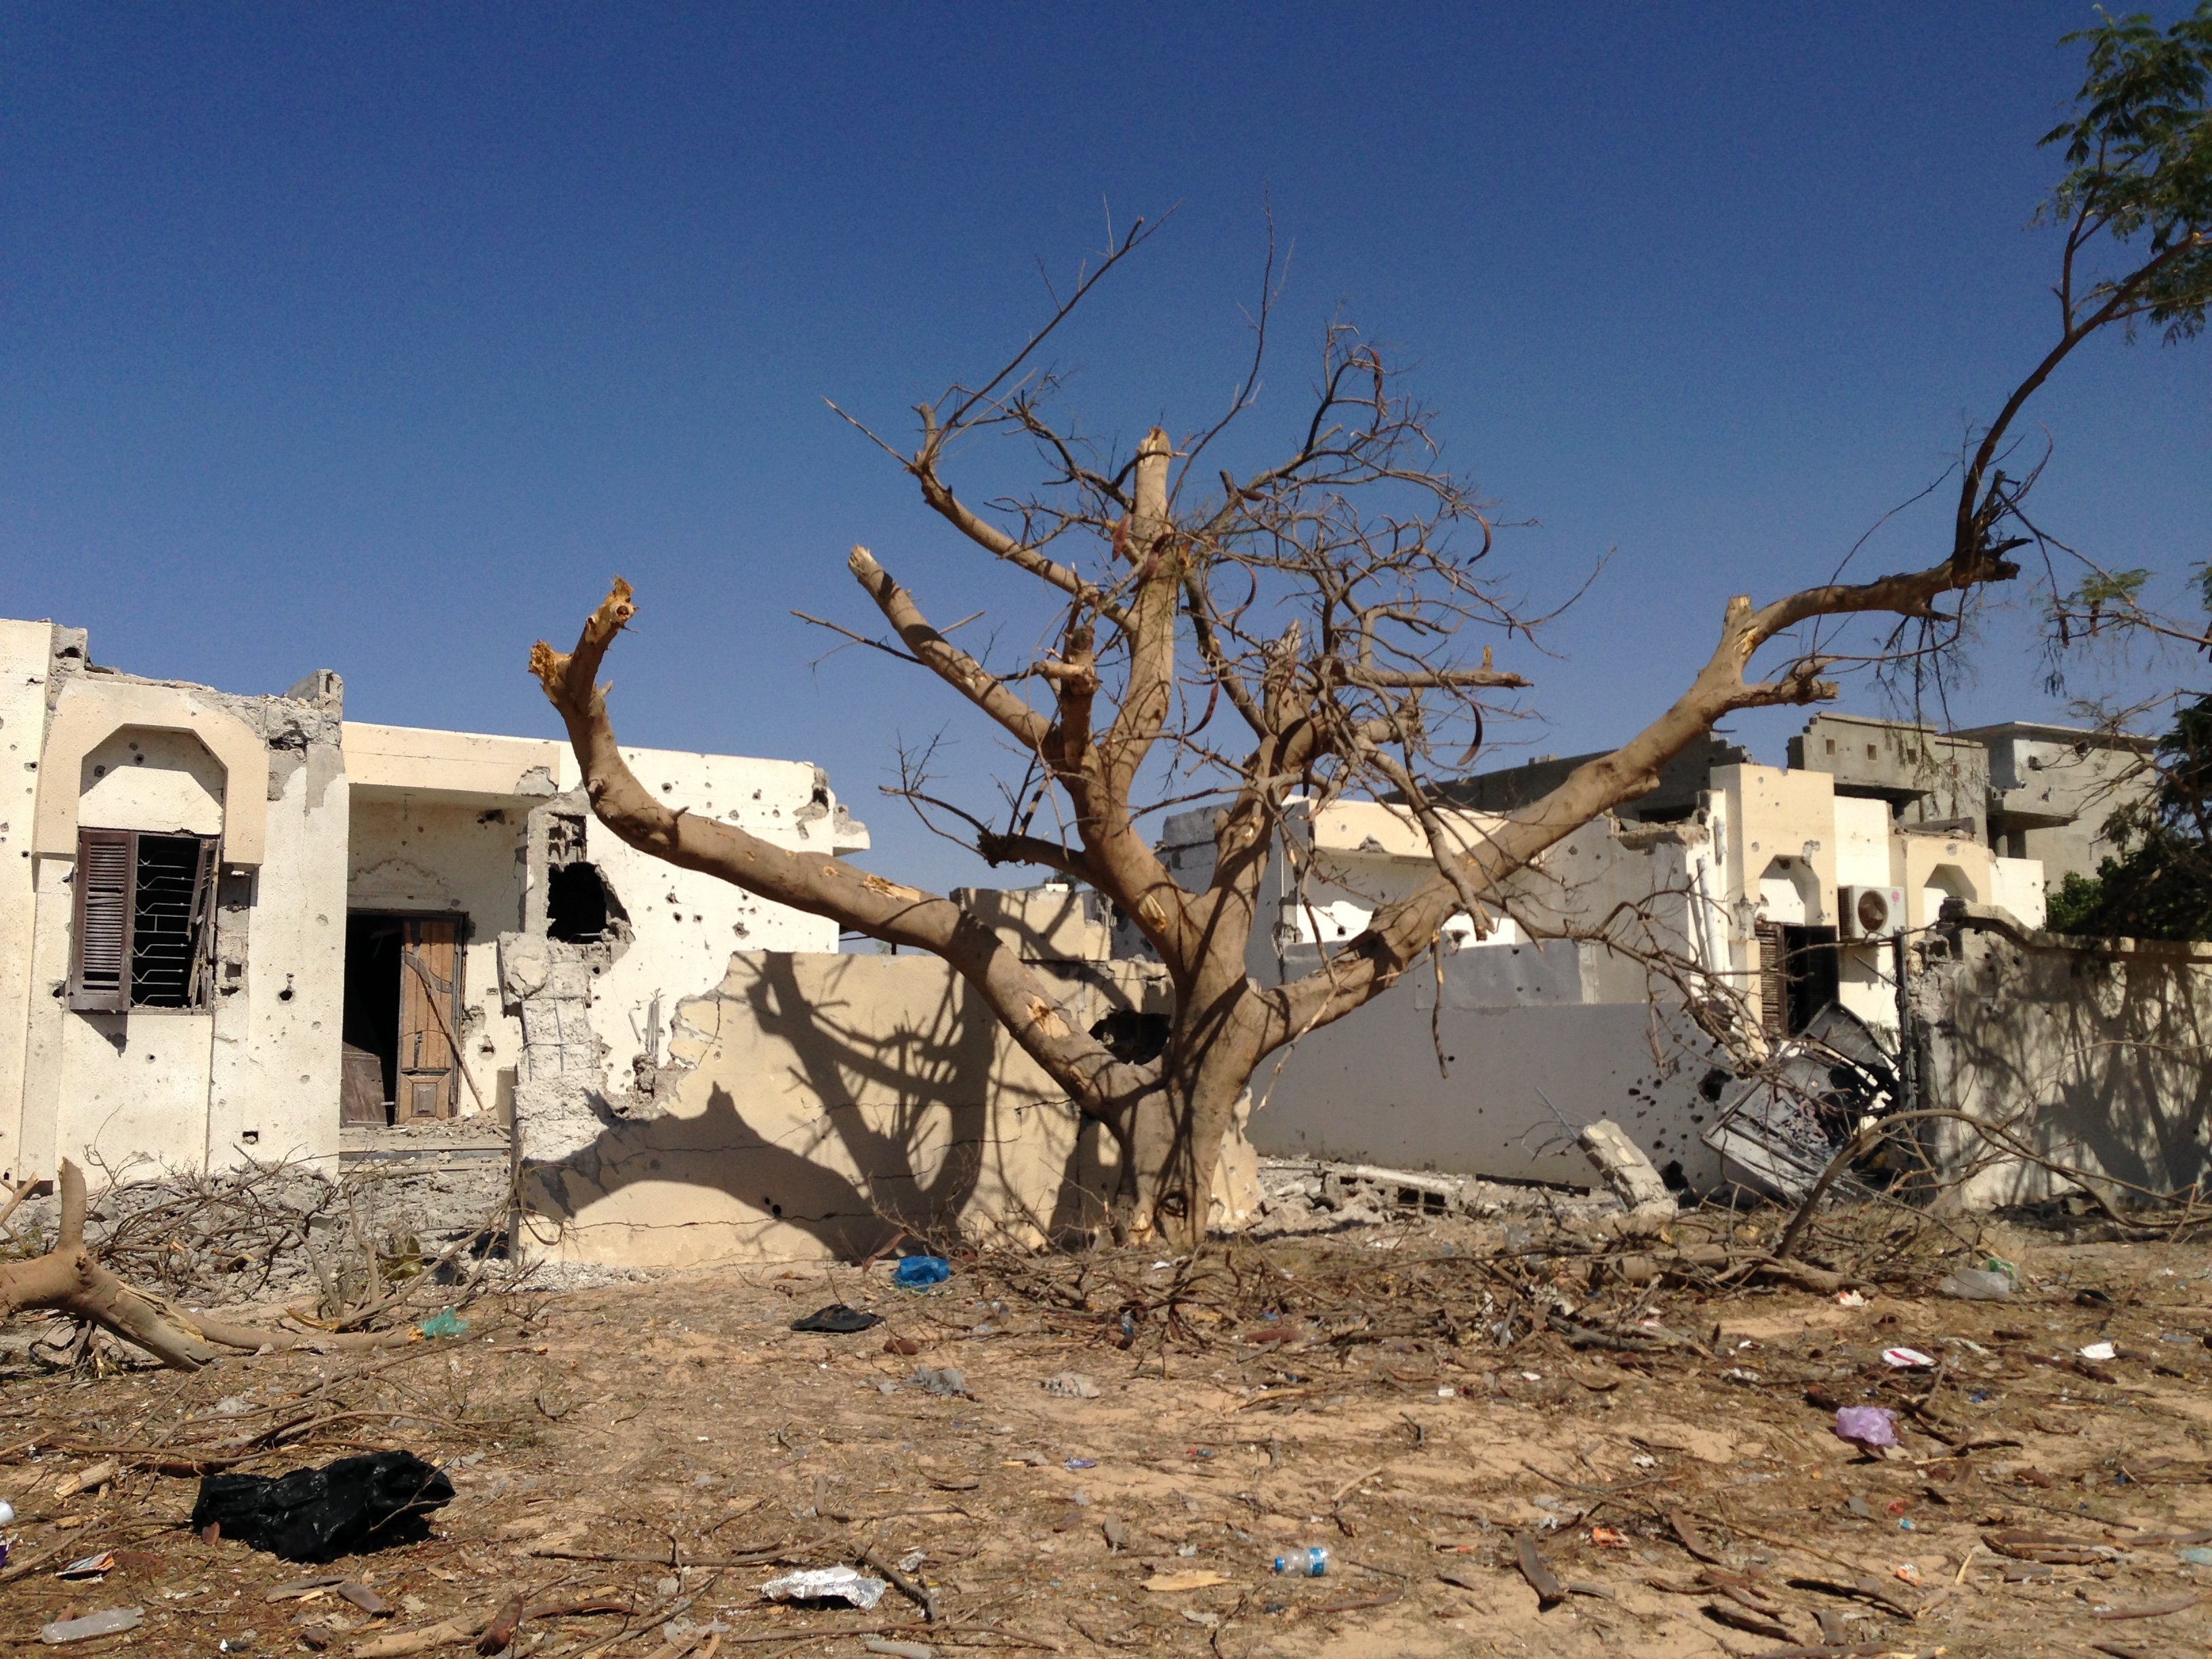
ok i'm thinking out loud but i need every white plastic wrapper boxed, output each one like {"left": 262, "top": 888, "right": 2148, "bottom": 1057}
{"left": 760, "top": 1567, "right": 889, "bottom": 1610}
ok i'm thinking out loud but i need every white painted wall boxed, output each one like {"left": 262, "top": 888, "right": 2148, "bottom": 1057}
{"left": 0, "top": 621, "right": 52, "bottom": 1183}
{"left": 207, "top": 748, "right": 347, "bottom": 1169}
{"left": 575, "top": 747, "right": 848, "bottom": 1096}
{"left": 12, "top": 675, "right": 350, "bottom": 1179}
{"left": 77, "top": 728, "right": 226, "bottom": 837}
{"left": 1990, "top": 856, "right": 2048, "bottom": 929}
{"left": 54, "top": 1005, "right": 216, "bottom": 1183}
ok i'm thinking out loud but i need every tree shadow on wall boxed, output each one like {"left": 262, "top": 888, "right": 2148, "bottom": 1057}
{"left": 1941, "top": 945, "right": 2212, "bottom": 1205}
{"left": 520, "top": 952, "right": 1112, "bottom": 1260}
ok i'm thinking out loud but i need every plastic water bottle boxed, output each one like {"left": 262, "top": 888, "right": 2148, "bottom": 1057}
{"left": 1273, "top": 1546, "right": 1328, "bottom": 1576}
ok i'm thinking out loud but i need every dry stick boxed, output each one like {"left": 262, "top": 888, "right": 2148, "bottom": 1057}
{"left": 182, "top": 1310, "right": 415, "bottom": 1354}
{"left": 858, "top": 1547, "right": 941, "bottom": 1624}
{"left": 398, "top": 950, "right": 489, "bottom": 1117}
{"left": 1513, "top": 1532, "right": 1565, "bottom": 1609}
{"left": 1775, "top": 1126, "right": 1876, "bottom": 1264}
{"left": 530, "top": 1547, "right": 785, "bottom": 1568}
{"left": 0, "top": 1175, "right": 42, "bottom": 1237}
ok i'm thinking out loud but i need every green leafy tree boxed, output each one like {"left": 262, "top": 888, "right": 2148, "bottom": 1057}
{"left": 2049, "top": 574, "right": 2212, "bottom": 939}
{"left": 2034, "top": 6, "right": 2212, "bottom": 938}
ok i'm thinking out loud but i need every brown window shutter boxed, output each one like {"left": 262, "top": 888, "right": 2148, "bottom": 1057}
{"left": 186, "top": 837, "right": 219, "bottom": 1009}
{"left": 70, "top": 828, "right": 135, "bottom": 1012}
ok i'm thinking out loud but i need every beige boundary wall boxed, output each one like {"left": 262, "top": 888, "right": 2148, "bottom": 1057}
{"left": 1925, "top": 912, "right": 2212, "bottom": 1210}
{"left": 516, "top": 948, "right": 1263, "bottom": 1267}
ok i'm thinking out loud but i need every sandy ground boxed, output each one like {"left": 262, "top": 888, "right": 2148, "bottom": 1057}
{"left": 4, "top": 1212, "right": 2211, "bottom": 1659}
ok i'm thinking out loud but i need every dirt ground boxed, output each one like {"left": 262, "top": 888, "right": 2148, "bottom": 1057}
{"left": 5, "top": 1205, "right": 2212, "bottom": 1659}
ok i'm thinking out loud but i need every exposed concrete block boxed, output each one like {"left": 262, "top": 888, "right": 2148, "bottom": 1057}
{"left": 1578, "top": 1118, "right": 1675, "bottom": 1216}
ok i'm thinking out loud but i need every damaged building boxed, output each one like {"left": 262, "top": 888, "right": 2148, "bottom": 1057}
{"left": 1188, "top": 713, "right": 2199, "bottom": 1208}
{"left": 3, "top": 599, "right": 2194, "bottom": 1262}
{"left": 0, "top": 615, "right": 1246, "bottom": 1267}
{"left": 0, "top": 614, "right": 865, "bottom": 1183}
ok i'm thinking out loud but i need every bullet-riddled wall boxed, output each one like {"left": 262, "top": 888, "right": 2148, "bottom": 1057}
{"left": 514, "top": 945, "right": 1259, "bottom": 1267}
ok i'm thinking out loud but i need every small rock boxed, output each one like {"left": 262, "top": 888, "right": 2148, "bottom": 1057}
{"left": 1041, "top": 1371, "right": 1100, "bottom": 1399}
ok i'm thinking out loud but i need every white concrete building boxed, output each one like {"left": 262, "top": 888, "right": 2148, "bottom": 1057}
{"left": 1160, "top": 752, "right": 2051, "bottom": 1190}
{"left": 0, "top": 617, "right": 867, "bottom": 1186}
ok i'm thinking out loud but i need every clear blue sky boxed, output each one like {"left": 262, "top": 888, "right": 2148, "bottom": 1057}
{"left": 5, "top": 5, "right": 2206, "bottom": 895}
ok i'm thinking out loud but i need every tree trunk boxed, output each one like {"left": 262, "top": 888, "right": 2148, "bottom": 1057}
{"left": 1115, "top": 1017, "right": 1256, "bottom": 1248}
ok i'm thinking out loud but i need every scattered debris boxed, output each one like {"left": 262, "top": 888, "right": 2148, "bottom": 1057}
{"left": 188, "top": 1452, "right": 455, "bottom": 1562}
{"left": 1143, "top": 1570, "right": 1229, "bottom": 1593}
{"left": 1578, "top": 1119, "right": 1676, "bottom": 1222}
{"left": 893, "top": 1256, "right": 952, "bottom": 1289}
{"left": 1832, "top": 1407, "right": 1900, "bottom": 1452}
{"left": 790, "top": 1305, "right": 882, "bottom": 1334}
{"left": 1702, "top": 1004, "right": 1896, "bottom": 1200}
{"left": 39, "top": 1608, "right": 142, "bottom": 1645}
{"left": 908, "top": 1366, "right": 966, "bottom": 1396}
{"left": 760, "top": 1567, "right": 886, "bottom": 1609}
{"left": 1272, "top": 1546, "right": 1329, "bottom": 1576}
{"left": 1, "top": 1155, "right": 2207, "bottom": 1656}
{"left": 1939, "top": 1266, "right": 2015, "bottom": 1300}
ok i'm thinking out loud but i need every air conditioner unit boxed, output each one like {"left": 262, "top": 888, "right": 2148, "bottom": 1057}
{"left": 1837, "top": 884, "right": 1905, "bottom": 940}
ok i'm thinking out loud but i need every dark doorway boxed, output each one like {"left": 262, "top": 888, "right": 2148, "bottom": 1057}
{"left": 343, "top": 912, "right": 466, "bottom": 1125}
{"left": 1778, "top": 924, "right": 1841, "bottom": 1037}
{"left": 343, "top": 916, "right": 405, "bottom": 1112}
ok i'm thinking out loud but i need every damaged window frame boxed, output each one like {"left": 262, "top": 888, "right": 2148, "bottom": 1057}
{"left": 66, "top": 825, "right": 222, "bottom": 1014}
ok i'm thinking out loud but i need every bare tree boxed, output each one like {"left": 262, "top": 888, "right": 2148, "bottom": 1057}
{"left": 535, "top": 13, "right": 2211, "bottom": 1247}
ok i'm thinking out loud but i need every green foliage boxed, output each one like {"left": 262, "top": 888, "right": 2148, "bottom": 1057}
{"left": 2044, "top": 2, "right": 2212, "bottom": 338}
{"left": 2045, "top": 694, "right": 2212, "bottom": 940}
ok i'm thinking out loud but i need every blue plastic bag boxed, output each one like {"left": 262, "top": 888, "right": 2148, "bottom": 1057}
{"left": 416, "top": 1307, "right": 468, "bottom": 1340}
{"left": 893, "top": 1255, "right": 951, "bottom": 1289}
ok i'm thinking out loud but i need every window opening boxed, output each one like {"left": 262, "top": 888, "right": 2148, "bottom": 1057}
{"left": 68, "top": 828, "right": 218, "bottom": 1012}
{"left": 131, "top": 835, "right": 211, "bottom": 1007}
{"left": 1090, "top": 1008, "right": 1170, "bottom": 1065}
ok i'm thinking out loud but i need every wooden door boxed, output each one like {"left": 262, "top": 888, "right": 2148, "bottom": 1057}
{"left": 396, "top": 917, "right": 462, "bottom": 1122}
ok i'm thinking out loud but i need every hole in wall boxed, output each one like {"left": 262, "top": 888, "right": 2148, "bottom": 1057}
{"left": 548, "top": 863, "right": 615, "bottom": 943}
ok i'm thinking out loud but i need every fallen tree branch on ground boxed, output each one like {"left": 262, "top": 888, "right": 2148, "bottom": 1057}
{"left": 0, "top": 1162, "right": 419, "bottom": 1372}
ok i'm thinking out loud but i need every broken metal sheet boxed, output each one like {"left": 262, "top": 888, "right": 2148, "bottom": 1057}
{"left": 1700, "top": 1004, "right": 1898, "bottom": 1201}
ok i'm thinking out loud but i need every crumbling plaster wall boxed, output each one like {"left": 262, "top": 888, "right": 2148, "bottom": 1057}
{"left": 495, "top": 752, "right": 863, "bottom": 1164}
{"left": 577, "top": 751, "right": 851, "bottom": 1103}
{"left": 1922, "top": 920, "right": 2212, "bottom": 1210}
{"left": 3, "top": 634, "right": 346, "bottom": 1181}
{"left": 514, "top": 946, "right": 1256, "bottom": 1266}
